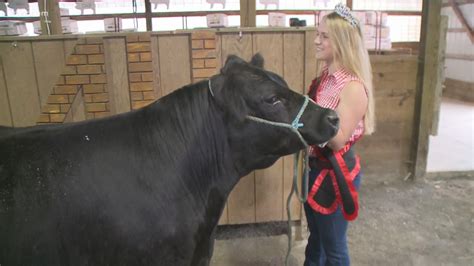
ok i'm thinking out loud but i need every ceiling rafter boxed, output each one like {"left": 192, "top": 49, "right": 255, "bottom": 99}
{"left": 448, "top": 0, "right": 474, "bottom": 43}
{"left": 442, "top": 0, "right": 474, "bottom": 7}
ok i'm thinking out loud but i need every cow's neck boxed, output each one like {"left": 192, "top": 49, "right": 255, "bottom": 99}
{"left": 144, "top": 82, "right": 241, "bottom": 225}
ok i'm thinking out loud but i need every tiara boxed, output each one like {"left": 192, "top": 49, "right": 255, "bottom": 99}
{"left": 334, "top": 3, "right": 359, "bottom": 27}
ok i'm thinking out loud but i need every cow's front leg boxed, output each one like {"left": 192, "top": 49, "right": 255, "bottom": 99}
{"left": 191, "top": 230, "right": 216, "bottom": 266}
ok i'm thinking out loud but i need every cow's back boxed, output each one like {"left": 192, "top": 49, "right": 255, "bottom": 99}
{"left": 0, "top": 109, "right": 210, "bottom": 265}
{"left": 0, "top": 116, "right": 165, "bottom": 264}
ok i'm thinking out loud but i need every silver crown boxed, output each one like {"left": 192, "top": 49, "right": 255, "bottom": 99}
{"left": 334, "top": 3, "right": 359, "bottom": 27}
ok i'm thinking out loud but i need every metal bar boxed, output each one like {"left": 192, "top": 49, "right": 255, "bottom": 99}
{"left": 0, "top": 10, "right": 422, "bottom": 22}
{"left": 144, "top": 0, "right": 152, "bottom": 31}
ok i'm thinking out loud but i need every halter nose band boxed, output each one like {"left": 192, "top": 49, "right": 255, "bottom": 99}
{"left": 208, "top": 79, "right": 311, "bottom": 147}
{"left": 246, "top": 96, "right": 310, "bottom": 147}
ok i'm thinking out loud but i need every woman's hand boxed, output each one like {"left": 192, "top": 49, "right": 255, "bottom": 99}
{"left": 327, "top": 81, "right": 368, "bottom": 151}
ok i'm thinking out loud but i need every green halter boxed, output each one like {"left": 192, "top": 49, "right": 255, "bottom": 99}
{"left": 208, "top": 79, "right": 310, "bottom": 147}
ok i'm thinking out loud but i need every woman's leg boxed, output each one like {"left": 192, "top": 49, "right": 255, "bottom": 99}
{"left": 304, "top": 202, "right": 326, "bottom": 266}
{"left": 304, "top": 168, "right": 326, "bottom": 266}
{"left": 305, "top": 173, "right": 362, "bottom": 266}
{"left": 313, "top": 207, "right": 349, "bottom": 266}
{"left": 317, "top": 174, "right": 362, "bottom": 266}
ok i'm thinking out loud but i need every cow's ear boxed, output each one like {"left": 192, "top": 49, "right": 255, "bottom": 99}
{"left": 212, "top": 75, "right": 248, "bottom": 122}
{"left": 221, "top": 55, "right": 246, "bottom": 74}
{"left": 250, "top": 53, "right": 264, "bottom": 68}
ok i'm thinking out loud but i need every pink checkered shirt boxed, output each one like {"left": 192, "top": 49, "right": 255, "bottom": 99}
{"left": 311, "top": 66, "right": 366, "bottom": 151}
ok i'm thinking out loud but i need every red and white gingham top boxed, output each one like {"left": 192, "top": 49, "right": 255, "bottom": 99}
{"left": 313, "top": 66, "right": 366, "bottom": 146}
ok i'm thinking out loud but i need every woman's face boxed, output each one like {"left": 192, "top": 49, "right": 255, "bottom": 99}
{"left": 314, "top": 19, "right": 334, "bottom": 62}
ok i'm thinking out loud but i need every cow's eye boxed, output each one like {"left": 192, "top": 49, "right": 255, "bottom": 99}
{"left": 265, "top": 96, "right": 281, "bottom": 105}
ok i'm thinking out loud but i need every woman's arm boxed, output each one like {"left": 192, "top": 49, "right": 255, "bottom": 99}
{"left": 327, "top": 81, "right": 368, "bottom": 151}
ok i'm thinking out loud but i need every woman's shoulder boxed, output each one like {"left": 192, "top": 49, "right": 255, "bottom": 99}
{"left": 339, "top": 68, "right": 359, "bottom": 81}
{"left": 343, "top": 78, "right": 368, "bottom": 99}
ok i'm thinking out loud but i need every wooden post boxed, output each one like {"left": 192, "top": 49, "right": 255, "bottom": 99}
{"left": 411, "top": 0, "right": 442, "bottom": 178}
{"left": 240, "top": 0, "right": 256, "bottom": 27}
{"left": 144, "top": 0, "right": 152, "bottom": 31}
{"left": 347, "top": 0, "right": 353, "bottom": 9}
{"left": 38, "top": 0, "right": 62, "bottom": 35}
{"left": 431, "top": 16, "right": 448, "bottom": 136}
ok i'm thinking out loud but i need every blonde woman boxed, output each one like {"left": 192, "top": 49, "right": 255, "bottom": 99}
{"left": 304, "top": 4, "right": 375, "bottom": 266}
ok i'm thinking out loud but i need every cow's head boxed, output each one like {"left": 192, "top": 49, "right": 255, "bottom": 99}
{"left": 209, "top": 54, "right": 338, "bottom": 176}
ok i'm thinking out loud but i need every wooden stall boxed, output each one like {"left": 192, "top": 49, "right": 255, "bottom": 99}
{"left": 0, "top": 28, "right": 419, "bottom": 225}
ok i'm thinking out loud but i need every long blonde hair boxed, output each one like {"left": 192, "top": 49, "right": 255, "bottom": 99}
{"left": 318, "top": 12, "right": 375, "bottom": 135}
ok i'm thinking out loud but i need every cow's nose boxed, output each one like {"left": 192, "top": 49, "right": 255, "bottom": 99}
{"left": 327, "top": 115, "right": 339, "bottom": 128}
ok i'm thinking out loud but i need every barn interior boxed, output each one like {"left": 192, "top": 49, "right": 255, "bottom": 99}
{"left": 0, "top": 0, "right": 472, "bottom": 265}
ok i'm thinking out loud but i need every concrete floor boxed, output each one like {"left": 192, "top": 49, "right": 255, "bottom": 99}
{"left": 427, "top": 98, "right": 474, "bottom": 172}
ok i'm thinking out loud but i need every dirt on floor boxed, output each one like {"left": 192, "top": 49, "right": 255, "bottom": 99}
{"left": 211, "top": 173, "right": 474, "bottom": 266}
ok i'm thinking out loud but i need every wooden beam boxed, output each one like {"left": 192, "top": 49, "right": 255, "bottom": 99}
{"left": 444, "top": 78, "right": 474, "bottom": 102}
{"left": 448, "top": 28, "right": 467, "bottom": 32}
{"left": 442, "top": 0, "right": 474, "bottom": 7}
{"left": 144, "top": 0, "right": 152, "bottom": 31}
{"left": 240, "top": 0, "right": 256, "bottom": 27}
{"left": 411, "top": 0, "right": 443, "bottom": 178}
{"left": 448, "top": 0, "right": 474, "bottom": 43}
{"left": 38, "top": 0, "right": 62, "bottom": 35}
{"left": 446, "top": 53, "right": 474, "bottom": 60}
{"left": 383, "top": 11, "right": 422, "bottom": 16}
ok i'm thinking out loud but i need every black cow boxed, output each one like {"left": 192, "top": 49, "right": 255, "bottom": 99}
{"left": 0, "top": 54, "right": 338, "bottom": 265}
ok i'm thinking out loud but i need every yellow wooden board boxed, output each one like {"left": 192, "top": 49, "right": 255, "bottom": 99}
{"left": 227, "top": 173, "right": 256, "bottom": 224}
{"left": 157, "top": 35, "right": 191, "bottom": 97}
{"left": 374, "top": 97, "right": 416, "bottom": 123}
{"left": 255, "top": 158, "right": 284, "bottom": 222}
{"left": 72, "top": 90, "right": 86, "bottom": 122}
{"left": 64, "top": 92, "right": 85, "bottom": 123}
{"left": 32, "top": 40, "right": 66, "bottom": 107}
{"left": 0, "top": 42, "right": 41, "bottom": 127}
{"left": 104, "top": 37, "right": 131, "bottom": 114}
{"left": 218, "top": 32, "right": 256, "bottom": 224}
{"left": 215, "top": 33, "right": 229, "bottom": 225}
{"left": 150, "top": 36, "right": 162, "bottom": 99}
{"left": 283, "top": 32, "right": 305, "bottom": 94}
{"left": 282, "top": 155, "right": 301, "bottom": 221}
{"left": 252, "top": 33, "right": 283, "bottom": 75}
{"left": 0, "top": 58, "right": 12, "bottom": 126}
{"left": 63, "top": 39, "right": 78, "bottom": 58}
{"left": 219, "top": 32, "right": 253, "bottom": 63}
{"left": 282, "top": 32, "right": 305, "bottom": 220}
{"left": 304, "top": 30, "right": 318, "bottom": 92}
{"left": 252, "top": 33, "right": 285, "bottom": 222}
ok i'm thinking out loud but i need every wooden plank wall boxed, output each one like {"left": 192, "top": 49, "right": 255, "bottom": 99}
{"left": 0, "top": 56, "right": 12, "bottom": 126}
{"left": 104, "top": 37, "right": 131, "bottom": 114}
{"left": 0, "top": 39, "right": 76, "bottom": 127}
{"left": 0, "top": 41, "right": 41, "bottom": 127}
{"left": 155, "top": 34, "right": 191, "bottom": 97}
{"left": 0, "top": 29, "right": 419, "bottom": 225}
{"left": 356, "top": 55, "right": 418, "bottom": 179}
